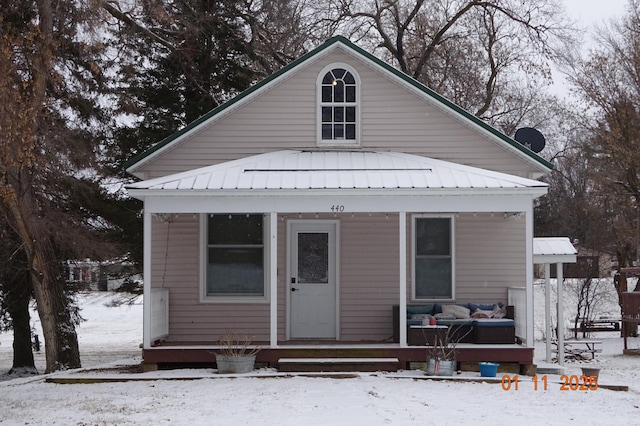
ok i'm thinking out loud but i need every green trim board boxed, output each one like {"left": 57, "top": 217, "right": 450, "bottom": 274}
{"left": 125, "top": 36, "right": 553, "bottom": 173}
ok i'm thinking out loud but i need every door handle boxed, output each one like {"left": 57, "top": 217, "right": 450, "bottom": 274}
{"left": 291, "top": 287, "right": 299, "bottom": 292}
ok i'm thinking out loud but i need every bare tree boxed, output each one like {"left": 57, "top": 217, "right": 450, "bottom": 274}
{"left": 556, "top": 0, "right": 640, "bottom": 335}
{"left": 314, "top": 0, "right": 574, "bottom": 132}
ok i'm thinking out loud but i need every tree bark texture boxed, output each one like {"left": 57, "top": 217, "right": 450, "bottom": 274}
{"left": 5, "top": 270, "right": 37, "bottom": 374}
{"left": 0, "top": 0, "right": 82, "bottom": 373}
{"left": 4, "top": 183, "right": 81, "bottom": 373}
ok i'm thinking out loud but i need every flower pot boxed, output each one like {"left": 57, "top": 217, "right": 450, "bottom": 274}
{"left": 426, "top": 358, "right": 455, "bottom": 376}
{"left": 216, "top": 354, "right": 256, "bottom": 374}
{"left": 479, "top": 362, "right": 500, "bottom": 377}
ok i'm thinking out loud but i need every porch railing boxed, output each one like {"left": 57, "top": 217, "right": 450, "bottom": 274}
{"left": 508, "top": 287, "right": 526, "bottom": 343}
{"left": 151, "top": 288, "right": 169, "bottom": 341}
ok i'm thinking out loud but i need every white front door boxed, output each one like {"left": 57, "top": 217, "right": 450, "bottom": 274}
{"left": 289, "top": 221, "right": 337, "bottom": 339}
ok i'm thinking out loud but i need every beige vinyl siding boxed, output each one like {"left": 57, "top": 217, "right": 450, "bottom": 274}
{"left": 454, "top": 214, "right": 526, "bottom": 303}
{"left": 150, "top": 212, "right": 525, "bottom": 342}
{"left": 150, "top": 214, "right": 272, "bottom": 343}
{"left": 402, "top": 213, "right": 525, "bottom": 307}
{"left": 339, "top": 214, "right": 400, "bottom": 341}
{"left": 137, "top": 50, "right": 538, "bottom": 180}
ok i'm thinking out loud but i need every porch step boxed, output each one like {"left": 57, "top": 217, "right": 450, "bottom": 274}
{"left": 277, "top": 357, "right": 400, "bottom": 373}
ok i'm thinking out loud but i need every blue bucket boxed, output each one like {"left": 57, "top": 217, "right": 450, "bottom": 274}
{"left": 479, "top": 362, "right": 499, "bottom": 377}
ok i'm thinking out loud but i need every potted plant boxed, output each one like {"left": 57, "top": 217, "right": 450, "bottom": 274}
{"left": 215, "top": 331, "right": 261, "bottom": 374}
{"left": 424, "top": 326, "right": 465, "bottom": 376}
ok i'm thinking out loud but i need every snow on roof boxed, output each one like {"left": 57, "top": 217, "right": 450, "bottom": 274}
{"left": 126, "top": 150, "right": 547, "bottom": 192}
{"left": 533, "top": 237, "right": 577, "bottom": 264}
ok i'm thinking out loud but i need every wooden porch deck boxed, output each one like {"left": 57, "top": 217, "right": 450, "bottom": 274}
{"left": 145, "top": 342, "right": 534, "bottom": 374}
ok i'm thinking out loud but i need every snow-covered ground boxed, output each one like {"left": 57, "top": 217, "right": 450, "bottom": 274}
{"left": 1, "top": 286, "right": 639, "bottom": 425}
{"left": 0, "top": 291, "right": 143, "bottom": 374}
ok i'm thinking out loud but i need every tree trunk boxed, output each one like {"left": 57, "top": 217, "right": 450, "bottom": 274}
{"left": 31, "top": 275, "right": 81, "bottom": 373}
{"left": 7, "top": 277, "right": 37, "bottom": 375}
{"left": 4, "top": 185, "right": 81, "bottom": 373}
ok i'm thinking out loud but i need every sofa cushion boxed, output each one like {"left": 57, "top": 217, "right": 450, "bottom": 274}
{"left": 471, "top": 309, "right": 494, "bottom": 319}
{"left": 442, "top": 304, "right": 471, "bottom": 319}
{"left": 407, "top": 305, "right": 435, "bottom": 316}
{"left": 435, "top": 318, "right": 474, "bottom": 326}
{"left": 472, "top": 318, "right": 514, "bottom": 327}
{"left": 468, "top": 302, "right": 502, "bottom": 311}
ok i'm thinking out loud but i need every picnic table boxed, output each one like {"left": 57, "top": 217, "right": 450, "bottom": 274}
{"left": 579, "top": 317, "right": 621, "bottom": 332}
{"left": 553, "top": 339, "right": 602, "bottom": 361}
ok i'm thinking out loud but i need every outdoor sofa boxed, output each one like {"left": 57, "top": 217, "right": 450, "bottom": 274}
{"left": 392, "top": 302, "right": 516, "bottom": 345}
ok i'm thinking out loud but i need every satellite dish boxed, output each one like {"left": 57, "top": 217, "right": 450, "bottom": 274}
{"left": 514, "top": 127, "right": 546, "bottom": 153}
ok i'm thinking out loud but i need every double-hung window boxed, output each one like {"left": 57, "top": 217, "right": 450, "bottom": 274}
{"left": 318, "top": 64, "right": 359, "bottom": 145}
{"left": 413, "top": 216, "right": 454, "bottom": 300}
{"left": 204, "top": 214, "right": 266, "bottom": 301}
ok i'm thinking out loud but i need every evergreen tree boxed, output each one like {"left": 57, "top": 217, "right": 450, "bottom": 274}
{"left": 0, "top": 0, "right": 123, "bottom": 372}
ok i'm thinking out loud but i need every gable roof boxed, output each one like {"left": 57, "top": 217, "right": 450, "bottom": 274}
{"left": 124, "top": 36, "right": 553, "bottom": 174}
{"left": 533, "top": 237, "right": 578, "bottom": 264}
{"left": 127, "top": 150, "right": 547, "bottom": 193}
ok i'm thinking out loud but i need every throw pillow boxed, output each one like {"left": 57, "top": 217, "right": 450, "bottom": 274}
{"left": 442, "top": 304, "right": 471, "bottom": 319}
{"left": 492, "top": 304, "right": 506, "bottom": 319}
{"left": 471, "top": 309, "right": 493, "bottom": 319}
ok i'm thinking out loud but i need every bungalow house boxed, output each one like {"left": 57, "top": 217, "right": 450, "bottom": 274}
{"left": 125, "top": 36, "right": 556, "bottom": 373}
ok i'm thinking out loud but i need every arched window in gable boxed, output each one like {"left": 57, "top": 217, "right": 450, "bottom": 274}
{"left": 318, "top": 65, "right": 360, "bottom": 145}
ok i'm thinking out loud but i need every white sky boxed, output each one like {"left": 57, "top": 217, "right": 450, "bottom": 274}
{"left": 550, "top": 1, "right": 629, "bottom": 97}
{"left": 563, "top": 0, "right": 627, "bottom": 31}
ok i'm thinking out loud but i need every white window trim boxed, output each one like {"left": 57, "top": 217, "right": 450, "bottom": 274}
{"left": 316, "top": 62, "right": 361, "bottom": 147}
{"left": 411, "top": 214, "right": 456, "bottom": 302}
{"left": 199, "top": 213, "right": 270, "bottom": 304}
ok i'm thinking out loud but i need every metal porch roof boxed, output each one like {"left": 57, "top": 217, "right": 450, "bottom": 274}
{"left": 126, "top": 150, "right": 548, "bottom": 192}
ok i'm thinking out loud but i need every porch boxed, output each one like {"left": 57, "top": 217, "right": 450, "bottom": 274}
{"left": 130, "top": 150, "right": 548, "bottom": 370}
{"left": 143, "top": 342, "right": 535, "bottom": 374}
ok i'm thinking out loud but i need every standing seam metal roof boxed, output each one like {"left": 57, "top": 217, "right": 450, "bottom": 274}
{"left": 126, "top": 150, "right": 548, "bottom": 191}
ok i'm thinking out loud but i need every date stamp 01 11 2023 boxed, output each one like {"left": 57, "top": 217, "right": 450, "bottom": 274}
{"left": 500, "top": 375, "right": 599, "bottom": 391}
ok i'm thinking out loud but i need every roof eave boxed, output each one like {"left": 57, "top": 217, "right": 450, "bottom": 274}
{"left": 126, "top": 186, "right": 548, "bottom": 200}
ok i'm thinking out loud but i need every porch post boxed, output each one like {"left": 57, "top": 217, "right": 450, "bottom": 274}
{"left": 269, "top": 212, "right": 278, "bottom": 348}
{"left": 399, "top": 211, "right": 407, "bottom": 347}
{"left": 545, "top": 263, "right": 552, "bottom": 363}
{"left": 143, "top": 210, "right": 152, "bottom": 349}
{"left": 557, "top": 262, "right": 565, "bottom": 365}
{"left": 525, "top": 205, "right": 534, "bottom": 347}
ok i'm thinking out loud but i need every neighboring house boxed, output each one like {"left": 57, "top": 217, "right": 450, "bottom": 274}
{"left": 126, "top": 36, "right": 563, "bottom": 372}
{"left": 66, "top": 259, "right": 140, "bottom": 291}
{"left": 66, "top": 259, "right": 100, "bottom": 290}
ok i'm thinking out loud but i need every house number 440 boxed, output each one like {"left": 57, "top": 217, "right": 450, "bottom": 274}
{"left": 331, "top": 205, "right": 345, "bottom": 212}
